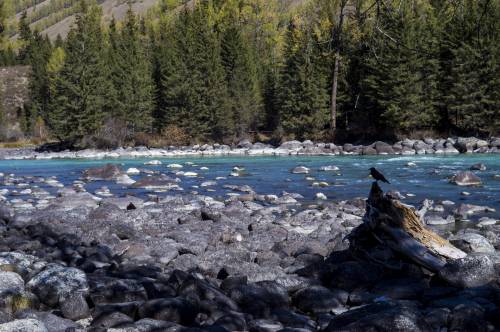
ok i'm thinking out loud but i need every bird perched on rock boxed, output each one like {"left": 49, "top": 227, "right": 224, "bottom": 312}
{"left": 369, "top": 167, "right": 390, "bottom": 184}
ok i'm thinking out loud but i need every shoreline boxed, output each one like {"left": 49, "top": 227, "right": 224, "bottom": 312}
{"left": 0, "top": 136, "right": 499, "bottom": 160}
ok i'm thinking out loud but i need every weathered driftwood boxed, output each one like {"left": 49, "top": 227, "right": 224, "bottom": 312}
{"left": 350, "top": 182, "right": 466, "bottom": 273}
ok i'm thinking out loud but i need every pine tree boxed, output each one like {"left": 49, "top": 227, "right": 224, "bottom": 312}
{"left": 49, "top": 2, "right": 111, "bottom": 144}
{"left": 25, "top": 31, "right": 52, "bottom": 133}
{"left": 361, "top": 1, "right": 440, "bottom": 134}
{"left": 18, "top": 11, "right": 32, "bottom": 65}
{"left": 220, "top": 23, "right": 262, "bottom": 138}
{"left": 156, "top": 3, "right": 230, "bottom": 142}
{"left": 109, "top": 7, "right": 155, "bottom": 133}
{"left": 278, "top": 18, "right": 330, "bottom": 140}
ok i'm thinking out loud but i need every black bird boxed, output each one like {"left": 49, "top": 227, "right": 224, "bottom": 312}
{"left": 369, "top": 167, "right": 390, "bottom": 184}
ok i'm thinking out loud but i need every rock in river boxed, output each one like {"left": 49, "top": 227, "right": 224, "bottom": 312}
{"left": 450, "top": 171, "right": 482, "bottom": 186}
{"left": 470, "top": 163, "right": 486, "bottom": 171}
{"left": 292, "top": 166, "right": 310, "bottom": 174}
{"left": 83, "top": 164, "right": 122, "bottom": 181}
{"left": 131, "top": 175, "right": 180, "bottom": 190}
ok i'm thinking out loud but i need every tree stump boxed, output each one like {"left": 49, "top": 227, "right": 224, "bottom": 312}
{"left": 349, "top": 182, "right": 466, "bottom": 273}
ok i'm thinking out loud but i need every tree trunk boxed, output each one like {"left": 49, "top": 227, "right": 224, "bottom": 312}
{"left": 330, "top": 0, "right": 348, "bottom": 140}
{"left": 330, "top": 53, "right": 339, "bottom": 138}
{"left": 349, "top": 182, "right": 466, "bottom": 273}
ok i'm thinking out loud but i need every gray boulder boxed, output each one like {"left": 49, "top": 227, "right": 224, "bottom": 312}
{"left": 83, "top": 163, "right": 122, "bottom": 181}
{"left": 373, "top": 141, "right": 394, "bottom": 155}
{"left": 292, "top": 286, "right": 344, "bottom": 314}
{"left": 470, "top": 163, "right": 486, "bottom": 171}
{"left": 280, "top": 141, "right": 303, "bottom": 150}
{"left": 0, "top": 319, "right": 48, "bottom": 332}
{"left": 0, "top": 271, "right": 24, "bottom": 294}
{"left": 131, "top": 175, "right": 180, "bottom": 190}
{"left": 450, "top": 232, "right": 495, "bottom": 253}
{"left": 27, "top": 264, "right": 88, "bottom": 307}
{"left": 291, "top": 166, "right": 310, "bottom": 174}
{"left": 450, "top": 171, "right": 482, "bottom": 186}
{"left": 439, "top": 254, "right": 496, "bottom": 288}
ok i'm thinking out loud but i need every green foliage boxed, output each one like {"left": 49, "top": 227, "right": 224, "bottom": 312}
{"left": 5, "top": 0, "right": 500, "bottom": 145}
{"left": 278, "top": 18, "right": 330, "bottom": 140}
{"left": 155, "top": 3, "right": 231, "bottom": 142}
{"left": 48, "top": 1, "right": 111, "bottom": 143}
{"left": 221, "top": 23, "right": 262, "bottom": 138}
{"left": 108, "top": 7, "right": 155, "bottom": 133}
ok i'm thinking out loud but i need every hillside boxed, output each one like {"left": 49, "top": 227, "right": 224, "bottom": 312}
{"left": 5, "top": 0, "right": 305, "bottom": 40}
{"left": 6, "top": 0, "right": 161, "bottom": 40}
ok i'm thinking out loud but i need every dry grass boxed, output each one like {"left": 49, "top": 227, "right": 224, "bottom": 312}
{"left": 0, "top": 139, "right": 45, "bottom": 148}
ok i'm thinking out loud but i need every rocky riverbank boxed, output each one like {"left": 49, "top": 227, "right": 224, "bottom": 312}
{"left": 0, "top": 167, "right": 499, "bottom": 331}
{"left": 1, "top": 137, "right": 499, "bottom": 160}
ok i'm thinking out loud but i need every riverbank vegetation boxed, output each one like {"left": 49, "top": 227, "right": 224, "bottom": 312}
{"left": 0, "top": 0, "right": 499, "bottom": 147}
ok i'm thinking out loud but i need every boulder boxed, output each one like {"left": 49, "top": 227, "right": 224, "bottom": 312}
{"left": 450, "top": 171, "right": 482, "bottom": 186}
{"left": 373, "top": 141, "right": 395, "bottom": 155}
{"left": 0, "top": 271, "right": 24, "bottom": 294}
{"left": 138, "top": 297, "right": 199, "bottom": 325}
{"left": 131, "top": 175, "right": 180, "bottom": 190}
{"left": 292, "top": 286, "right": 343, "bottom": 314}
{"left": 362, "top": 146, "right": 377, "bottom": 155}
{"left": 280, "top": 141, "right": 303, "bottom": 150}
{"left": 27, "top": 264, "right": 88, "bottom": 307}
{"left": 454, "top": 204, "right": 495, "bottom": 218}
{"left": 450, "top": 232, "right": 495, "bottom": 253}
{"left": 291, "top": 166, "right": 310, "bottom": 174}
{"left": 324, "top": 301, "right": 430, "bottom": 332}
{"left": 319, "top": 165, "right": 340, "bottom": 172}
{"left": 83, "top": 164, "right": 122, "bottom": 181}
{"left": 470, "top": 163, "right": 486, "bottom": 171}
{"left": 439, "top": 254, "right": 496, "bottom": 288}
{"left": 0, "top": 319, "right": 48, "bottom": 332}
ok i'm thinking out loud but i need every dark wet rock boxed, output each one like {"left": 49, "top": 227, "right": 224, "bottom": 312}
{"left": 328, "top": 261, "right": 385, "bottom": 291}
{"left": 323, "top": 301, "right": 430, "bottom": 332}
{"left": 89, "top": 277, "right": 148, "bottom": 304}
{"left": 83, "top": 163, "right": 122, "bottom": 181}
{"left": 59, "top": 291, "right": 90, "bottom": 320}
{"left": 0, "top": 318, "right": 48, "bottom": 332}
{"left": 470, "top": 163, "right": 487, "bottom": 171}
{"left": 439, "top": 254, "right": 496, "bottom": 288}
{"left": 449, "top": 304, "right": 488, "bottom": 331}
{"left": 450, "top": 232, "right": 495, "bottom": 253}
{"left": 423, "top": 307, "right": 450, "bottom": 330}
{"left": 450, "top": 171, "right": 482, "bottom": 186}
{"left": 90, "top": 311, "right": 135, "bottom": 331}
{"left": 292, "top": 286, "right": 343, "bottom": 314}
{"left": 271, "top": 308, "right": 316, "bottom": 330}
{"left": 134, "top": 318, "right": 181, "bottom": 331}
{"left": 248, "top": 319, "right": 283, "bottom": 332}
{"left": 27, "top": 264, "right": 88, "bottom": 307}
{"left": 229, "top": 281, "right": 289, "bottom": 317}
{"left": 372, "top": 278, "right": 428, "bottom": 300}
{"left": 138, "top": 297, "right": 199, "bottom": 325}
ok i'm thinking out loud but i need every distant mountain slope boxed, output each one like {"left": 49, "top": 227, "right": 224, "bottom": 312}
{"left": 6, "top": 0, "right": 306, "bottom": 40}
{"left": 7, "top": 0, "right": 161, "bottom": 40}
